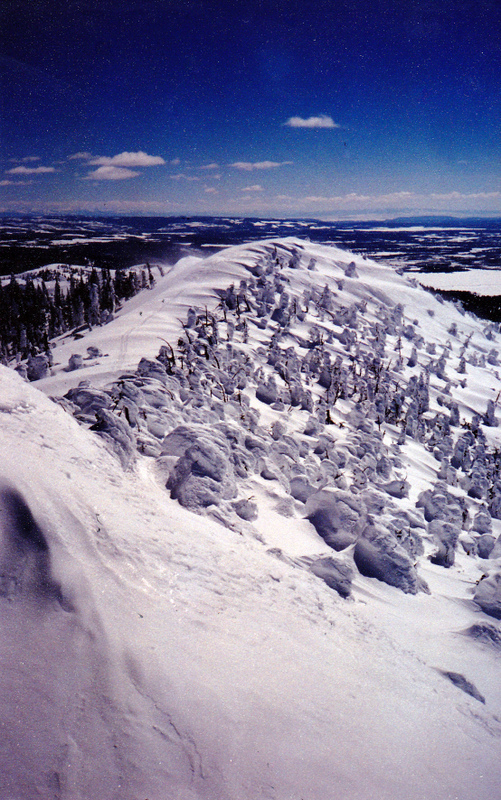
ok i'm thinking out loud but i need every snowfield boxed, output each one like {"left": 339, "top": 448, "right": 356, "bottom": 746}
{"left": 418, "top": 268, "right": 501, "bottom": 296}
{"left": 2, "top": 237, "right": 501, "bottom": 800}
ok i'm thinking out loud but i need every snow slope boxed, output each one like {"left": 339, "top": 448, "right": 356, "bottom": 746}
{"left": 2, "top": 237, "right": 501, "bottom": 800}
{"left": 36, "top": 253, "right": 251, "bottom": 397}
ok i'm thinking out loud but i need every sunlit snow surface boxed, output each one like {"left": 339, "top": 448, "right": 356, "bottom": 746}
{"left": 418, "top": 268, "right": 501, "bottom": 296}
{"left": 1, "top": 237, "right": 501, "bottom": 800}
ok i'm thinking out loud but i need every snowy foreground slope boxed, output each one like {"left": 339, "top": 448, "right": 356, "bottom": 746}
{"left": 2, "top": 238, "right": 501, "bottom": 800}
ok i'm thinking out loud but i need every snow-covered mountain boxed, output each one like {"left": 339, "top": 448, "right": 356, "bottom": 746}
{"left": 1, "top": 237, "right": 501, "bottom": 800}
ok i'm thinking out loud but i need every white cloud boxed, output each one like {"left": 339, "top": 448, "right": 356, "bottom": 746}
{"left": 242, "top": 184, "right": 263, "bottom": 192}
{"left": 230, "top": 160, "right": 292, "bottom": 171}
{"left": 68, "top": 151, "right": 93, "bottom": 160}
{"left": 84, "top": 166, "right": 140, "bottom": 180}
{"left": 201, "top": 162, "right": 219, "bottom": 170}
{"left": 3, "top": 186, "right": 500, "bottom": 218}
{"left": 303, "top": 193, "right": 369, "bottom": 203}
{"left": 169, "top": 173, "right": 200, "bottom": 181}
{"left": 430, "top": 190, "right": 501, "bottom": 201}
{"left": 301, "top": 191, "right": 412, "bottom": 205}
{"left": 298, "top": 190, "right": 501, "bottom": 212}
{"left": 89, "top": 151, "right": 165, "bottom": 167}
{"left": 284, "top": 114, "right": 339, "bottom": 129}
{"left": 170, "top": 157, "right": 181, "bottom": 166}
{"left": 6, "top": 165, "right": 56, "bottom": 175}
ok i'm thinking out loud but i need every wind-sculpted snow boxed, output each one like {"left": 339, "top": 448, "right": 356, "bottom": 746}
{"left": 474, "top": 572, "right": 501, "bottom": 619}
{"left": 300, "top": 554, "right": 354, "bottom": 598}
{"left": 41, "top": 237, "right": 501, "bottom": 605}
{"left": 3, "top": 237, "right": 501, "bottom": 798}
{"left": 353, "top": 520, "right": 426, "bottom": 594}
{"left": 305, "top": 489, "right": 366, "bottom": 552}
{"left": 164, "top": 426, "right": 238, "bottom": 509}
{"left": 44, "top": 243, "right": 497, "bottom": 590}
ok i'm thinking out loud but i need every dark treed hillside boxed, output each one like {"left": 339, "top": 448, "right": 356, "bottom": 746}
{"left": 427, "top": 288, "right": 501, "bottom": 324}
{"left": 0, "top": 265, "right": 157, "bottom": 368}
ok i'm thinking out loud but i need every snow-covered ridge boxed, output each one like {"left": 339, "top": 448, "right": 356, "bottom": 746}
{"left": 48, "top": 235, "right": 501, "bottom": 595}
{"left": 2, "top": 237, "right": 501, "bottom": 799}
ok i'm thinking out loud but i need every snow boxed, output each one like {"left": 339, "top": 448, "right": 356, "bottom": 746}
{"left": 2, "top": 236, "right": 501, "bottom": 799}
{"left": 32, "top": 252, "right": 252, "bottom": 396}
{"left": 418, "top": 268, "right": 501, "bottom": 296}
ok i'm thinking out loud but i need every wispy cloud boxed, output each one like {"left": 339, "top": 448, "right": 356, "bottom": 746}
{"left": 302, "top": 191, "right": 414, "bottom": 206}
{"left": 201, "top": 162, "right": 219, "bottom": 170}
{"left": 89, "top": 151, "right": 165, "bottom": 167}
{"left": 242, "top": 184, "right": 263, "bottom": 192}
{"left": 298, "top": 190, "right": 501, "bottom": 212}
{"left": 6, "top": 165, "right": 56, "bottom": 175}
{"left": 0, "top": 179, "right": 32, "bottom": 185}
{"left": 84, "top": 166, "right": 140, "bottom": 180}
{"left": 8, "top": 156, "right": 40, "bottom": 163}
{"left": 230, "top": 160, "right": 292, "bottom": 171}
{"left": 169, "top": 173, "right": 200, "bottom": 181}
{"left": 3, "top": 187, "right": 500, "bottom": 218}
{"left": 68, "top": 151, "right": 93, "bottom": 160}
{"left": 0, "top": 199, "right": 181, "bottom": 215}
{"left": 430, "top": 190, "right": 501, "bottom": 201}
{"left": 284, "top": 114, "right": 339, "bottom": 129}
{"left": 170, "top": 157, "right": 181, "bottom": 166}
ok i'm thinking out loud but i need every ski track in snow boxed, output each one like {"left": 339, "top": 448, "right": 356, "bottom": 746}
{"left": 1, "top": 236, "right": 501, "bottom": 799}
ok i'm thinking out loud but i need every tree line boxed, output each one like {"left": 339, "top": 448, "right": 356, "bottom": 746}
{"left": 0, "top": 264, "right": 156, "bottom": 363}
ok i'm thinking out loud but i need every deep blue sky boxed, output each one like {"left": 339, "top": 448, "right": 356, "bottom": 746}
{"left": 2, "top": 0, "right": 501, "bottom": 218}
